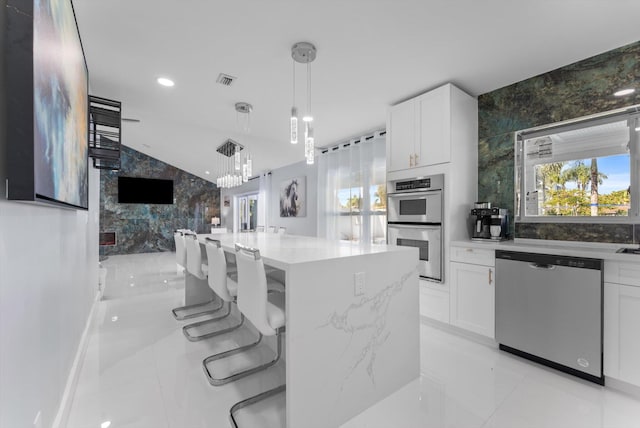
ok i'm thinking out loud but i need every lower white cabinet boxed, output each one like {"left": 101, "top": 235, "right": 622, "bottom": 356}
{"left": 420, "top": 280, "right": 449, "bottom": 323}
{"left": 450, "top": 260, "right": 495, "bottom": 339}
{"left": 604, "top": 281, "right": 640, "bottom": 387}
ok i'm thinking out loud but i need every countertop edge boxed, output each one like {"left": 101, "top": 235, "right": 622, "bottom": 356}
{"left": 451, "top": 239, "right": 640, "bottom": 262}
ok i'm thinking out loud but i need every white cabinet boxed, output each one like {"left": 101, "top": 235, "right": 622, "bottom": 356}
{"left": 386, "top": 84, "right": 453, "bottom": 172}
{"left": 449, "top": 247, "right": 495, "bottom": 339}
{"left": 604, "top": 261, "right": 640, "bottom": 387}
{"left": 419, "top": 280, "right": 449, "bottom": 323}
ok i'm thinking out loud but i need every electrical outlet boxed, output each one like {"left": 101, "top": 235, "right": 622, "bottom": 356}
{"left": 354, "top": 272, "right": 365, "bottom": 296}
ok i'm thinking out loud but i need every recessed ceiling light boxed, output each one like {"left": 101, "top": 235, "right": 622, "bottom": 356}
{"left": 205, "top": 171, "right": 210, "bottom": 175}
{"left": 111, "top": 316, "right": 118, "bottom": 322}
{"left": 302, "top": 116, "right": 313, "bottom": 122}
{"left": 157, "top": 77, "right": 175, "bottom": 87}
{"left": 101, "top": 422, "right": 112, "bottom": 428}
{"left": 614, "top": 88, "right": 635, "bottom": 97}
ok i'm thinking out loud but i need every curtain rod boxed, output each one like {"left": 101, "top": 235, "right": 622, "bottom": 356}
{"left": 319, "top": 129, "right": 386, "bottom": 154}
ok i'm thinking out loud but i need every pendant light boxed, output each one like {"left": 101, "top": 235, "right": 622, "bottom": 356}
{"left": 291, "top": 42, "right": 317, "bottom": 164}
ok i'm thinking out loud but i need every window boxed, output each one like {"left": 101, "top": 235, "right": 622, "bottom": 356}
{"left": 318, "top": 133, "right": 387, "bottom": 243}
{"left": 516, "top": 108, "right": 640, "bottom": 221}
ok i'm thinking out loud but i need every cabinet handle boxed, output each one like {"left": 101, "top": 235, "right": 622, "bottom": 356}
{"left": 488, "top": 268, "right": 493, "bottom": 285}
{"left": 409, "top": 154, "right": 414, "bottom": 167}
{"left": 414, "top": 153, "right": 419, "bottom": 166}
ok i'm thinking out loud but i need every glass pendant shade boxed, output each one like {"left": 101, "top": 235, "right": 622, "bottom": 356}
{"left": 290, "top": 107, "right": 298, "bottom": 144}
{"left": 305, "top": 126, "right": 314, "bottom": 165}
{"left": 234, "top": 145, "right": 241, "bottom": 171}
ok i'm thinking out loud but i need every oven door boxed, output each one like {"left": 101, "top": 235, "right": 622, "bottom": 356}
{"left": 387, "top": 190, "right": 442, "bottom": 224}
{"left": 387, "top": 223, "right": 442, "bottom": 282}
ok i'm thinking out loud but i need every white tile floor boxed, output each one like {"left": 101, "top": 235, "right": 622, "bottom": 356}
{"left": 66, "top": 252, "right": 640, "bottom": 428}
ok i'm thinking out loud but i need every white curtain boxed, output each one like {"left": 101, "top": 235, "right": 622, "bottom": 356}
{"left": 258, "top": 172, "right": 272, "bottom": 229}
{"left": 318, "top": 133, "right": 386, "bottom": 243}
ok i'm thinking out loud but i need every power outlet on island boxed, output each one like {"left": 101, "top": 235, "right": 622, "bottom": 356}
{"left": 354, "top": 272, "right": 366, "bottom": 296}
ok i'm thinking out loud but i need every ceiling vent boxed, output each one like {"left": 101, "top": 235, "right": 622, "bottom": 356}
{"left": 216, "top": 139, "right": 244, "bottom": 157}
{"left": 216, "top": 73, "right": 236, "bottom": 86}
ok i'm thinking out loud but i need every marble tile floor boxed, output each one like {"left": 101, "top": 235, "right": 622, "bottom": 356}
{"left": 66, "top": 252, "right": 640, "bottom": 428}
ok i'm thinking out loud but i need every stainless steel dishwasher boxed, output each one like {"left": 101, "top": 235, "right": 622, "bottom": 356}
{"left": 495, "top": 250, "right": 604, "bottom": 385}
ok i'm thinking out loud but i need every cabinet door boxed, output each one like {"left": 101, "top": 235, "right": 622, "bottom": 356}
{"left": 387, "top": 100, "right": 415, "bottom": 172}
{"left": 420, "top": 281, "right": 449, "bottom": 323}
{"left": 450, "top": 261, "right": 495, "bottom": 338}
{"left": 417, "top": 85, "right": 450, "bottom": 167}
{"left": 604, "top": 282, "right": 640, "bottom": 387}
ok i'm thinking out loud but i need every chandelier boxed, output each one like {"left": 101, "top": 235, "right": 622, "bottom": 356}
{"left": 290, "top": 42, "right": 317, "bottom": 164}
{"left": 215, "top": 103, "right": 253, "bottom": 188}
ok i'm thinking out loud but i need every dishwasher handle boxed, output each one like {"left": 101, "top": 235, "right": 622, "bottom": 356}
{"left": 528, "top": 262, "right": 556, "bottom": 270}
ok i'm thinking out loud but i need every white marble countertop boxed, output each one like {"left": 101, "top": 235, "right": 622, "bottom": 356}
{"left": 451, "top": 239, "right": 640, "bottom": 262}
{"left": 199, "top": 232, "right": 416, "bottom": 270}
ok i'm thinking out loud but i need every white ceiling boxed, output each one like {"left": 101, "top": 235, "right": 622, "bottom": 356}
{"left": 73, "top": 0, "right": 640, "bottom": 182}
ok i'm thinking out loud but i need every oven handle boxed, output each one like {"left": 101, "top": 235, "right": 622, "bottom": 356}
{"left": 388, "top": 223, "right": 441, "bottom": 229}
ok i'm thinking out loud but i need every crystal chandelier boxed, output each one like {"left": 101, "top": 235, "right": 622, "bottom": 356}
{"left": 215, "top": 103, "right": 253, "bottom": 188}
{"left": 291, "top": 42, "right": 317, "bottom": 164}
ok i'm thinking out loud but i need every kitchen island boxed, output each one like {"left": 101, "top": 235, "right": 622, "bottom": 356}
{"left": 198, "top": 232, "right": 420, "bottom": 428}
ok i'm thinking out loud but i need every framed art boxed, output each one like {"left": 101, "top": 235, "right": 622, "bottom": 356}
{"left": 280, "top": 176, "right": 306, "bottom": 217}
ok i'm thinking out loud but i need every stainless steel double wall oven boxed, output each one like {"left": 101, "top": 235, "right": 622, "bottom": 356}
{"left": 387, "top": 174, "right": 443, "bottom": 282}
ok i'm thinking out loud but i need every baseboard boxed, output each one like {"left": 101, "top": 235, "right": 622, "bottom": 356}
{"left": 51, "top": 288, "right": 102, "bottom": 428}
{"left": 606, "top": 377, "right": 640, "bottom": 399}
{"left": 420, "top": 315, "right": 498, "bottom": 349}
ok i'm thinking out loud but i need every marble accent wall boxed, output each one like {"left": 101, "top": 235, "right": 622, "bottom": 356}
{"left": 100, "top": 146, "right": 220, "bottom": 255}
{"left": 477, "top": 40, "right": 640, "bottom": 242}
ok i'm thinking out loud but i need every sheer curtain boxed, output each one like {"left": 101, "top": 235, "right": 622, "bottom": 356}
{"left": 258, "top": 172, "right": 272, "bottom": 228}
{"left": 317, "top": 133, "right": 386, "bottom": 243}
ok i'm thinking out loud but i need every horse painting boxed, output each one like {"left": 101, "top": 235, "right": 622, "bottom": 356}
{"left": 280, "top": 177, "right": 305, "bottom": 217}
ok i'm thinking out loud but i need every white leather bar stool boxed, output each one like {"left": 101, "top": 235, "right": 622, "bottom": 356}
{"left": 267, "top": 226, "right": 277, "bottom": 233}
{"left": 256, "top": 225, "right": 265, "bottom": 232}
{"left": 277, "top": 227, "right": 286, "bottom": 235}
{"left": 182, "top": 238, "right": 244, "bottom": 341}
{"left": 174, "top": 230, "right": 187, "bottom": 271}
{"left": 171, "top": 233, "right": 221, "bottom": 320}
{"left": 202, "top": 243, "right": 285, "bottom": 386}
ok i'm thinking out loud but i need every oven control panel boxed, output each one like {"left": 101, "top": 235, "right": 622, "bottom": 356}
{"left": 392, "top": 174, "right": 443, "bottom": 193}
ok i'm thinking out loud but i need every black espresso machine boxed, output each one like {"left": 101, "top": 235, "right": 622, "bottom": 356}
{"left": 470, "top": 203, "right": 510, "bottom": 241}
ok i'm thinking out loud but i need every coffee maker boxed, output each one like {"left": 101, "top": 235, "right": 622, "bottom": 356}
{"left": 469, "top": 203, "right": 510, "bottom": 241}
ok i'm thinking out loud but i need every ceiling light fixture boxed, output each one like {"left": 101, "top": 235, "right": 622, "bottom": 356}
{"left": 291, "top": 42, "right": 317, "bottom": 164}
{"left": 614, "top": 88, "right": 635, "bottom": 97}
{"left": 235, "top": 102, "right": 253, "bottom": 133}
{"left": 214, "top": 103, "right": 254, "bottom": 188}
{"left": 157, "top": 77, "right": 175, "bottom": 87}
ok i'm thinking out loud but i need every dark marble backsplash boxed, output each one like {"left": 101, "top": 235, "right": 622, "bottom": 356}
{"left": 100, "top": 146, "right": 220, "bottom": 255}
{"left": 477, "top": 40, "right": 640, "bottom": 242}
{"left": 515, "top": 223, "right": 637, "bottom": 244}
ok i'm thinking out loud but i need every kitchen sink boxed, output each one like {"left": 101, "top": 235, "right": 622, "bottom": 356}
{"left": 616, "top": 247, "right": 640, "bottom": 254}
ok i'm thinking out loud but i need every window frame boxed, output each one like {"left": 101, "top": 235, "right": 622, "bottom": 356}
{"left": 515, "top": 106, "right": 640, "bottom": 224}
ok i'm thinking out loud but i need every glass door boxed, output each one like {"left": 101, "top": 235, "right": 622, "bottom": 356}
{"left": 238, "top": 193, "right": 259, "bottom": 231}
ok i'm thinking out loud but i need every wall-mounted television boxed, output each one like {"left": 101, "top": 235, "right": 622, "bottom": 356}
{"left": 6, "top": 0, "right": 89, "bottom": 210}
{"left": 118, "top": 177, "right": 174, "bottom": 204}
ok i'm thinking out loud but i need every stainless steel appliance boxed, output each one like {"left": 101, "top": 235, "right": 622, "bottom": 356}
{"left": 495, "top": 250, "right": 604, "bottom": 384}
{"left": 470, "top": 207, "right": 510, "bottom": 241}
{"left": 388, "top": 174, "right": 443, "bottom": 282}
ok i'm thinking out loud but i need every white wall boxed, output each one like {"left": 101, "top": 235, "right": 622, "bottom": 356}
{"left": 0, "top": 1, "right": 100, "bottom": 425}
{"left": 221, "top": 160, "right": 318, "bottom": 237}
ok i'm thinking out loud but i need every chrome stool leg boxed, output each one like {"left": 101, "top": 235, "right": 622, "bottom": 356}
{"left": 229, "top": 384, "right": 286, "bottom": 428}
{"left": 171, "top": 297, "right": 223, "bottom": 320}
{"left": 203, "top": 327, "right": 284, "bottom": 386}
{"left": 182, "top": 303, "right": 246, "bottom": 342}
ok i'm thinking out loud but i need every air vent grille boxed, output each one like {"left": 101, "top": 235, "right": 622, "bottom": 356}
{"left": 216, "top": 139, "right": 244, "bottom": 157}
{"left": 216, "top": 73, "right": 236, "bottom": 86}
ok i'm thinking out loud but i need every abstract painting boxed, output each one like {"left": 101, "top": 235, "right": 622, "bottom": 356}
{"left": 280, "top": 176, "right": 306, "bottom": 217}
{"left": 33, "top": 0, "right": 89, "bottom": 208}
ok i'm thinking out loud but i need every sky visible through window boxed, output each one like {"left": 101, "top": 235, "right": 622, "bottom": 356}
{"left": 561, "top": 154, "right": 630, "bottom": 193}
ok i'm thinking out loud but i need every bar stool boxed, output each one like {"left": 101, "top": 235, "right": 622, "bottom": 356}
{"left": 182, "top": 238, "right": 244, "bottom": 341}
{"left": 171, "top": 234, "right": 222, "bottom": 320}
{"left": 267, "top": 226, "right": 277, "bottom": 233}
{"left": 174, "top": 231, "right": 187, "bottom": 271}
{"left": 256, "top": 226, "right": 265, "bottom": 232}
{"left": 277, "top": 227, "right": 286, "bottom": 235}
{"left": 202, "top": 243, "right": 285, "bottom": 386}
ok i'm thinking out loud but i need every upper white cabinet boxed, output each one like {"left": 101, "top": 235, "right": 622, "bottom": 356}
{"left": 387, "top": 84, "right": 456, "bottom": 172}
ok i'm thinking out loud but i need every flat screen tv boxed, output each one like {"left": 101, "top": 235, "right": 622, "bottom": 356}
{"left": 118, "top": 177, "right": 174, "bottom": 204}
{"left": 6, "top": 0, "right": 89, "bottom": 210}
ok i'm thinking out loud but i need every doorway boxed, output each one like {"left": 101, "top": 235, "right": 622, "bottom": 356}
{"left": 237, "top": 193, "right": 259, "bottom": 231}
